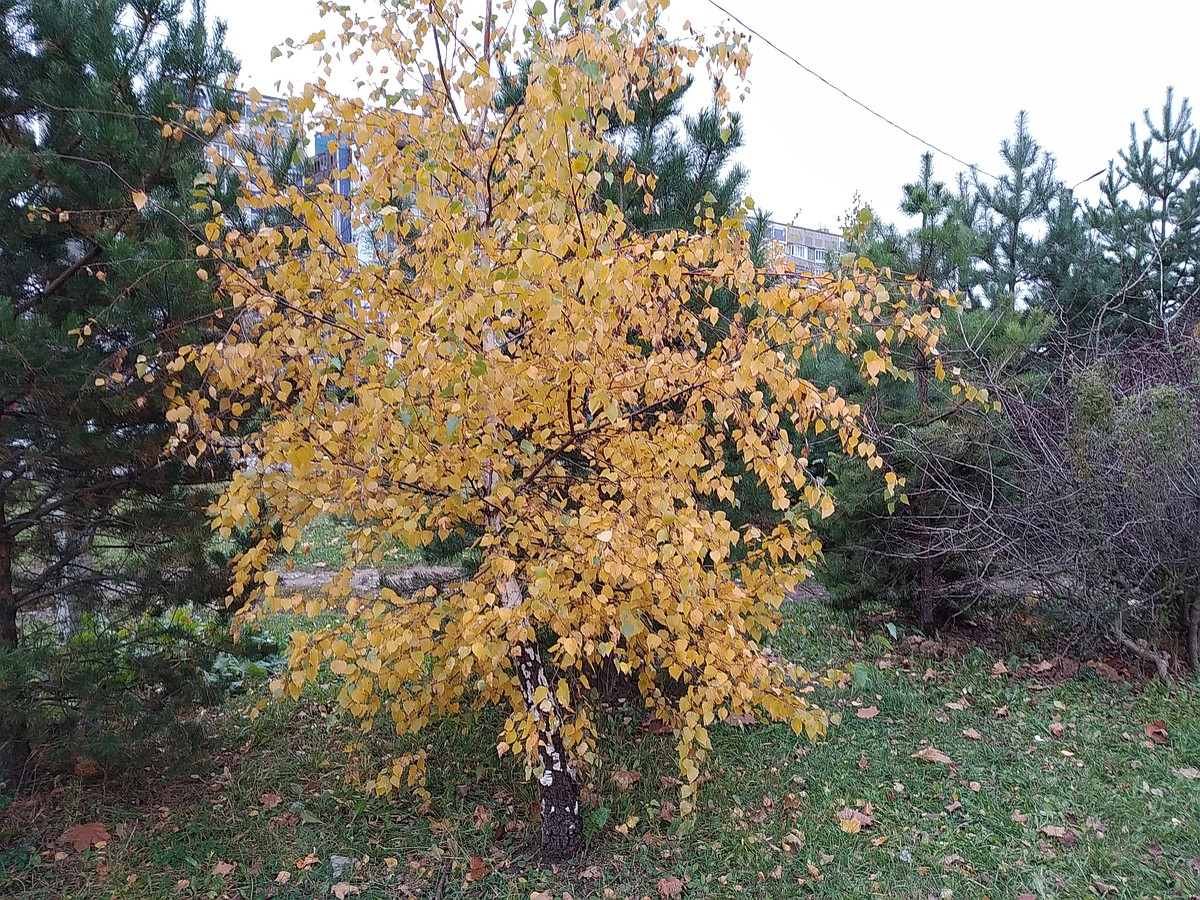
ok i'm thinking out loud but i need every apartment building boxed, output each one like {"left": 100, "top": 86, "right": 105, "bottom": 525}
{"left": 766, "top": 222, "right": 843, "bottom": 276}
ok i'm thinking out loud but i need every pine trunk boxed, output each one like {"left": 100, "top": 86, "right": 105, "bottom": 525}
{"left": 0, "top": 517, "right": 31, "bottom": 788}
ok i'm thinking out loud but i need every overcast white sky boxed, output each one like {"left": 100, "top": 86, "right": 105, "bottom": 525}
{"left": 207, "top": 0, "right": 1200, "bottom": 231}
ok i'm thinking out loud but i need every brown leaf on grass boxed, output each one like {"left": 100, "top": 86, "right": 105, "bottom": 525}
{"left": 782, "top": 832, "right": 804, "bottom": 854}
{"left": 660, "top": 801, "right": 677, "bottom": 824}
{"left": 1049, "top": 722, "right": 1065, "bottom": 739}
{"left": 1174, "top": 767, "right": 1200, "bottom": 780}
{"left": 656, "top": 874, "right": 684, "bottom": 898}
{"left": 727, "top": 712, "right": 757, "bottom": 727}
{"left": 1040, "top": 824, "right": 1078, "bottom": 845}
{"left": 270, "top": 812, "right": 299, "bottom": 827}
{"left": 58, "top": 822, "right": 111, "bottom": 852}
{"left": 1030, "top": 659, "right": 1057, "bottom": 674}
{"left": 962, "top": 728, "right": 982, "bottom": 741}
{"left": 856, "top": 705, "right": 879, "bottom": 719}
{"left": 834, "top": 806, "right": 875, "bottom": 829}
{"left": 1017, "top": 894, "right": 1036, "bottom": 900}
{"left": 945, "top": 699, "right": 969, "bottom": 711}
{"left": 295, "top": 853, "right": 320, "bottom": 870}
{"left": 858, "top": 754, "right": 868, "bottom": 771}
{"left": 530, "top": 892, "right": 553, "bottom": 900}
{"left": 472, "top": 804, "right": 492, "bottom": 829}
{"left": 990, "top": 660, "right": 1009, "bottom": 676}
{"left": 1011, "top": 809, "right": 1030, "bottom": 825}
{"left": 611, "top": 769, "right": 641, "bottom": 790}
{"left": 939, "top": 854, "right": 967, "bottom": 868}
{"left": 211, "top": 861, "right": 237, "bottom": 877}
{"left": 580, "top": 864, "right": 603, "bottom": 878}
{"left": 658, "top": 774, "right": 683, "bottom": 788}
{"left": 1092, "top": 880, "right": 1117, "bottom": 895}
{"left": 467, "top": 856, "right": 489, "bottom": 882}
{"left": 1143, "top": 720, "right": 1170, "bottom": 745}
{"left": 73, "top": 759, "right": 102, "bottom": 778}
{"left": 173, "top": 879, "right": 190, "bottom": 891}
{"left": 331, "top": 883, "right": 360, "bottom": 899}
{"left": 275, "top": 871, "right": 291, "bottom": 884}
{"left": 644, "top": 718, "right": 675, "bottom": 734}
{"left": 913, "top": 746, "right": 952, "bottom": 765}
{"left": 259, "top": 793, "right": 282, "bottom": 808}
{"left": 995, "top": 705, "right": 1009, "bottom": 718}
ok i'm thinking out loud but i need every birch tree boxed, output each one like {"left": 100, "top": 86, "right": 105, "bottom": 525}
{"left": 170, "top": 0, "right": 955, "bottom": 859}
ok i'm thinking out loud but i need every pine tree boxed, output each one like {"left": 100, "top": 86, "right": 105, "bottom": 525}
{"left": 818, "top": 155, "right": 1048, "bottom": 630}
{"left": 0, "top": 0, "right": 237, "bottom": 784}
{"left": 1090, "top": 87, "right": 1200, "bottom": 336}
{"left": 974, "top": 111, "right": 1062, "bottom": 311}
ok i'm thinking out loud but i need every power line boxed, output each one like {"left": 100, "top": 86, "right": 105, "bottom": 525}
{"left": 702, "top": 0, "right": 998, "bottom": 181}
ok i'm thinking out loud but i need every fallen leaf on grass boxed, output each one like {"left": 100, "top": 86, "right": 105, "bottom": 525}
{"left": 1049, "top": 722, "right": 1065, "bottom": 739}
{"left": 73, "top": 759, "right": 102, "bottom": 778}
{"left": 656, "top": 874, "right": 684, "bottom": 898}
{"left": 331, "top": 884, "right": 360, "bottom": 899}
{"left": 962, "top": 728, "right": 982, "bottom": 741}
{"left": 530, "top": 892, "right": 553, "bottom": 900}
{"left": 660, "top": 800, "right": 677, "bottom": 823}
{"left": 939, "top": 854, "right": 967, "bottom": 868}
{"left": 275, "top": 872, "right": 291, "bottom": 884}
{"left": 259, "top": 793, "right": 282, "bottom": 808}
{"left": 472, "top": 804, "right": 492, "bottom": 829}
{"left": 858, "top": 753, "right": 868, "bottom": 770}
{"left": 174, "top": 880, "right": 190, "bottom": 891}
{"left": 856, "top": 705, "right": 879, "bottom": 719}
{"left": 611, "top": 769, "right": 641, "bottom": 790}
{"left": 1174, "top": 767, "right": 1200, "bottom": 780}
{"left": 468, "top": 856, "right": 489, "bottom": 882}
{"left": 211, "top": 861, "right": 236, "bottom": 877}
{"left": 58, "top": 822, "right": 111, "bottom": 852}
{"left": 995, "top": 705, "right": 1009, "bottom": 718}
{"left": 912, "top": 746, "right": 952, "bottom": 765}
{"left": 295, "top": 853, "right": 320, "bottom": 870}
{"left": 1092, "top": 880, "right": 1117, "bottom": 895}
{"left": 990, "top": 660, "right": 1009, "bottom": 676}
{"left": 835, "top": 805, "right": 875, "bottom": 831}
{"left": 1143, "top": 720, "right": 1170, "bottom": 745}
{"left": 580, "top": 864, "right": 603, "bottom": 878}
{"left": 1011, "top": 809, "right": 1029, "bottom": 825}
{"left": 271, "top": 812, "right": 299, "bottom": 827}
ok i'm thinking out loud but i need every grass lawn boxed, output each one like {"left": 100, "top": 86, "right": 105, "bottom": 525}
{"left": 2, "top": 604, "right": 1199, "bottom": 899}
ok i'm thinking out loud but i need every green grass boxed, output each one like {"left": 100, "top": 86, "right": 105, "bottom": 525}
{"left": 262, "top": 514, "right": 423, "bottom": 572}
{"left": 3, "top": 606, "right": 1199, "bottom": 899}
